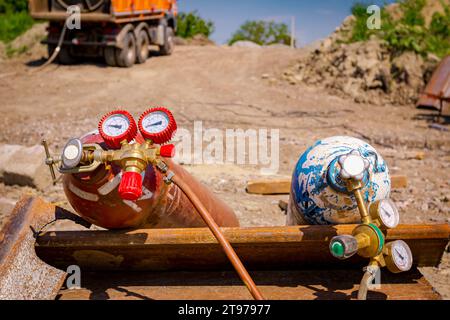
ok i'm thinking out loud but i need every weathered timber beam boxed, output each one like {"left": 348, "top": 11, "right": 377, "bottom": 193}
{"left": 246, "top": 175, "right": 408, "bottom": 195}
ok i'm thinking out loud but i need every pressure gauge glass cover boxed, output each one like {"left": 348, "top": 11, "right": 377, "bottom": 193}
{"left": 386, "top": 240, "right": 413, "bottom": 273}
{"left": 138, "top": 107, "right": 177, "bottom": 144}
{"left": 98, "top": 110, "right": 137, "bottom": 149}
{"left": 370, "top": 199, "right": 400, "bottom": 229}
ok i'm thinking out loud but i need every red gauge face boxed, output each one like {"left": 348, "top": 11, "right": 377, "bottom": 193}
{"left": 138, "top": 107, "right": 177, "bottom": 144}
{"left": 98, "top": 110, "right": 137, "bottom": 149}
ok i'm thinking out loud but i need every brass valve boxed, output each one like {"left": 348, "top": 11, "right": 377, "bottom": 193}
{"left": 328, "top": 150, "right": 413, "bottom": 299}
{"left": 43, "top": 137, "right": 175, "bottom": 201}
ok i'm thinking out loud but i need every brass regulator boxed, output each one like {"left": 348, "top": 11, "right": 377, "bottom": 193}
{"left": 328, "top": 151, "right": 413, "bottom": 297}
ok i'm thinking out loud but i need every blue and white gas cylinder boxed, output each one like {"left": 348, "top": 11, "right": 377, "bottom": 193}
{"left": 287, "top": 136, "right": 391, "bottom": 225}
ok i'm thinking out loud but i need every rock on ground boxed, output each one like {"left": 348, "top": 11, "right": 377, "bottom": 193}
{"left": 231, "top": 41, "right": 261, "bottom": 48}
{"left": 0, "top": 144, "right": 52, "bottom": 190}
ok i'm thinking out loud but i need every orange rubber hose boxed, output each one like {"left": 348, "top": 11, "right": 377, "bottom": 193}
{"left": 171, "top": 174, "right": 265, "bottom": 300}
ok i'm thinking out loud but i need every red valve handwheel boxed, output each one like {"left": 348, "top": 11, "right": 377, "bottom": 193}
{"left": 160, "top": 144, "right": 176, "bottom": 158}
{"left": 138, "top": 107, "right": 177, "bottom": 145}
{"left": 118, "top": 171, "right": 143, "bottom": 201}
{"left": 98, "top": 110, "right": 137, "bottom": 149}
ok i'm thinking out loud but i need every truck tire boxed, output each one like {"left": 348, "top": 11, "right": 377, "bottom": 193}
{"left": 58, "top": 46, "right": 77, "bottom": 65}
{"left": 47, "top": 44, "right": 76, "bottom": 65}
{"left": 104, "top": 47, "right": 117, "bottom": 67}
{"left": 159, "top": 26, "right": 174, "bottom": 56}
{"left": 115, "top": 32, "right": 136, "bottom": 68}
{"left": 136, "top": 30, "right": 149, "bottom": 64}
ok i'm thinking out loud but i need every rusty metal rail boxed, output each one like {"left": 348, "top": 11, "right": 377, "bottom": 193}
{"left": 36, "top": 223, "right": 449, "bottom": 272}
{"left": 0, "top": 198, "right": 67, "bottom": 299}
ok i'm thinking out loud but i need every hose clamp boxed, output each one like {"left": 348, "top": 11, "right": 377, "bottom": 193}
{"left": 164, "top": 171, "right": 175, "bottom": 185}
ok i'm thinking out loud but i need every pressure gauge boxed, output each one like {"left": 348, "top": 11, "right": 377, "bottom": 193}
{"left": 98, "top": 110, "right": 137, "bottom": 149}
{"left": 385, "top": 240, "right": 413, "bottom": 273}
{"left": 369, "top": 199, "right": 400, "bottom": 229}
{"left": 138, "top": 107, "right": 177, "bottom": 144}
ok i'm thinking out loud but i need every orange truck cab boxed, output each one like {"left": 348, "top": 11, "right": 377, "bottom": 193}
{"left": 28, "top": 0, "right": 178, "bottom": 67}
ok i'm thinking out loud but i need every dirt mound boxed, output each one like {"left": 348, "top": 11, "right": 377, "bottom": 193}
{"left": 284, "top": 37, "right": 439, "bottom": 105}
{"left": 283, "top": 1, "right": 446, "bottom": 106}
{"left": 174, "top": 34, "right": 215, "bottom": 46}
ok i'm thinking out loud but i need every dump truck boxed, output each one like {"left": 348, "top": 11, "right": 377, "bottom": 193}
{"left": 29, "top": 0, "right": 178, "bottom": 67}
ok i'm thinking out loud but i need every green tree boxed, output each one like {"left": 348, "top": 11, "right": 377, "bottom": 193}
{"left": 228, "top": 20, "right": 292, "bottom": 46}
{"left": 0, "top": 0, "right": 34, "bottom": 44}
{"left": 0, "top": 0, "right": 29, "bottom": 13}
{"left": 399, "top": 0, "right": 426, "bottom": 26}
{"left": 176, "top": 11, "right": 215, "bottom": 39}
{"left": 348, "top": 0, "right": 450, "bottom": 57}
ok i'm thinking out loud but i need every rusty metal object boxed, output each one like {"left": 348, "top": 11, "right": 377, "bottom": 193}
{"left": 417, "top": 55, "right": 450, "bottom": 115}
{"left": 63, "top": 133, "right": 239, "bottom": 229}
{"left": 0, "top": 197, "right": 68, "bottom": 300}
{"left": 56, "top": 269, "right": 441, "bottom": 300}
{"left": 35, "top": 215, "right": 450, "bottom": 272}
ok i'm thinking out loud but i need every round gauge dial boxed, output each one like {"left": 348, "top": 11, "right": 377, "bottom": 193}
{"left": 138, "top": 107, "right": 177, "bottom": 144}
{"left": 102, "top": 114, "right": 130, "bottom": 137}
{"left": 98, "top": 110, "right": 137, "bottom": 149}
{"left": 370, "top": 199, "right": 400, "bottom": 229}
{"left": 386, "top": 240, "right": 413, "bottom": 273}
{"left": 142, "top": 111, "right": 170, "bottom": 134}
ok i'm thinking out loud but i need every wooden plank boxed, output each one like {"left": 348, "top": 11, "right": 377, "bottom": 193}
{"left": 392, "top": 175, "right": 408, "bottom": 189}
{"left": 246, "top": 175, "right": 408, "bottom": 195}
{"left": 56, "top": 269, "right": 441, "bottom": 300}
{"left": 246, "top": 179, "right": 291, "bottom": 195}
{"left": 36, "top": 224, "right": 449, "bottom": 272}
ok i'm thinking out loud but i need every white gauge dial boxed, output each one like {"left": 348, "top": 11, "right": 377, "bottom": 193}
{"left": 387, "top": 240, "right": 413, "bottom": 273}
{"left": 141, "top": 111, "right": 170, "bottom": 134}
{"left": 102, "top": 114, "right": 130, "bottom": 137}
{"left": 378, "top": 199, "right": 400, "bottom": 229}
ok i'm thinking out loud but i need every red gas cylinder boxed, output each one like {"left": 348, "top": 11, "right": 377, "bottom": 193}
{"left": 62, "top": 130, "right": 240, "bottom": 230}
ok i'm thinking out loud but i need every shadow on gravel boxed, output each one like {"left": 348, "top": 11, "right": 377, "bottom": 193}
{"left": 413, "top": 113, "right": 450, "bottom": 126}
{"left": 24, "top": 49, "right": 162, "bottom": 69}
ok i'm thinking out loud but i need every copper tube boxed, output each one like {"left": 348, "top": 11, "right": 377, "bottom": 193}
{"left": 171, "top": 174, "right": 265, "bottom": 300}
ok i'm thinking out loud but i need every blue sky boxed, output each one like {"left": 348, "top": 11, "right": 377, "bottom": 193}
{"left": 178, "top": 0, "right": 396, "bottom": 46}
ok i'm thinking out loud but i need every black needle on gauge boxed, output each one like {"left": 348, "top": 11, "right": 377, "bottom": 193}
{"left": 146, "top": 121, "right": 163, "bottom": 128}
{"left": 395, "top": 249, "right": 405, "bottom": 261}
